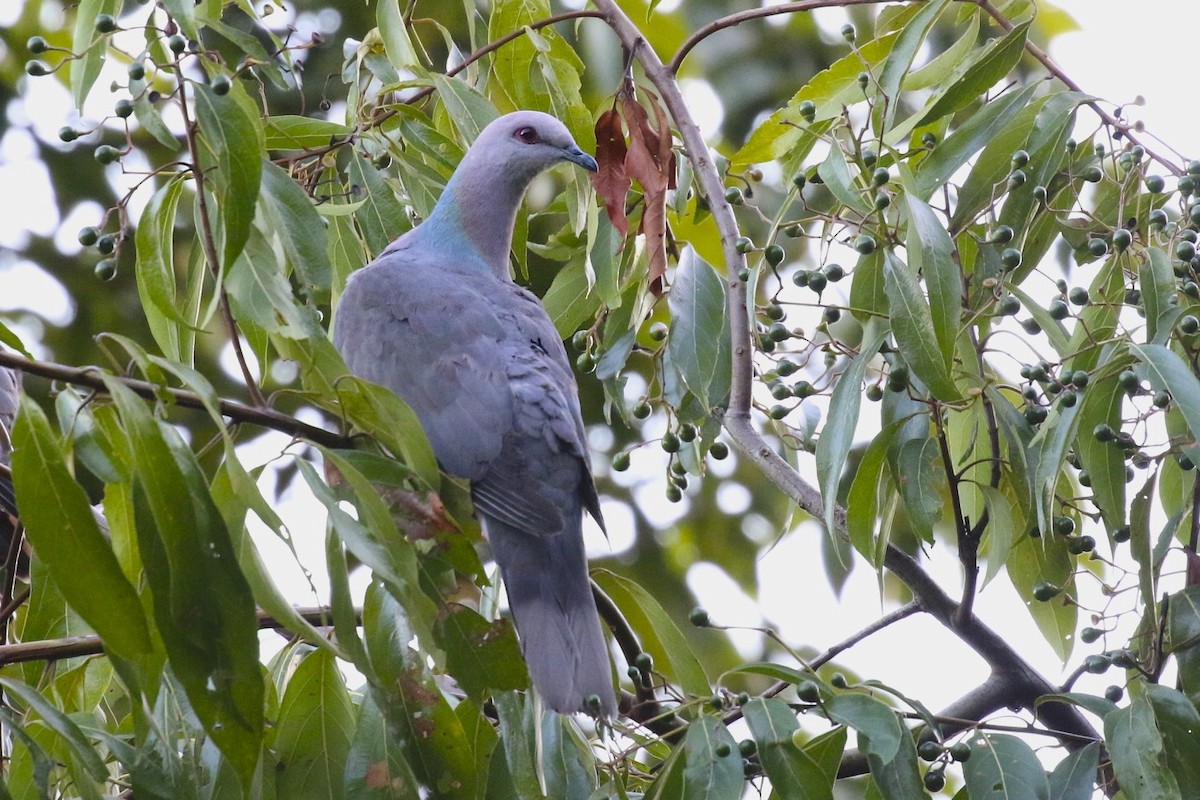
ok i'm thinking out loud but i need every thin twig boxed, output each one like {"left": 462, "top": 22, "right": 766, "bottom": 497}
{"left": 0, "top": 350, "right": 348, "bottom": 449}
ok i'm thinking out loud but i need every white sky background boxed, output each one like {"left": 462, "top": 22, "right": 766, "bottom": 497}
{"left": 1, "top": 0, "right": 1199, "bottom": 777}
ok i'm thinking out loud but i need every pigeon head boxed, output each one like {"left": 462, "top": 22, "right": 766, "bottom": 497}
{"left": 477, "top": 110, "right": 598, "bottom": 181}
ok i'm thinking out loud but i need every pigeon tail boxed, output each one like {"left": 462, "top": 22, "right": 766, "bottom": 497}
{"left": 483, "top": 511, "right": 616, "bottom": 717}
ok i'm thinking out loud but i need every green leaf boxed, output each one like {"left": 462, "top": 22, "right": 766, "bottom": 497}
{"left": 542, "top": 257, "right": 602, "bottom": 339}
{"left": 680, "top": 716, "right": 742, "bottom": 800}
{"left": 434, "top": 605, "right": 528, "bottom": 705}
{"left": 135, "top": 175, "right": 190, "bottom": 361}
{"left": 825, "top": 694, "right": 902, "bottom": 763}
{"left": 1141, "top": 247, "right": 1178, "bottom": 345}
{"left": 816, "top": 318, "right": 889, "bottom": 538}
{"left": 882, "top": 251, "right": 960, "bottom": 400}
{"left": 666, "top": 249, "right": 732, "bottom": 410}
{"left": 106, "top": 380, "right": 263, "bottom": 786}
{"left": 1047, "top": 741, "right": 1099, "bottom": 800}
{"left": 264, "top": 116, "right": 353, "bottom": 151}
{"left": 376, "top": 0, "right": 421, "bottom": 70}
{"left": 539, "top": 713, "right": 596, "bottom": 800}
{"left": 345, "top": 693, "right": 420, "bottom": 799}
{"left": 347, "top": 153, "right": 411, "bottom": 256}
{"left": 900, "top": 174, "right": 961, "bottom": 365}
{"left": 70, "top": 0, "right": 119, "bottom": 110}
{"left": 918, "top": 82, "right": 1040, "bottom": 200}
{"left": 434, "top": 74, "right": 499, "bottom": 141}
{"left": 194, "top": 82, "right": 264, "bottom": 274}
{"left": 1104, "top": 693, "right": 1182, "bottom": 800}
{"left": 11, "top": 398, "right": 152, "bottom": 662}
{"left": 817, "top": 143, "right": 870, "bottom": 214}
{"left": 962, "top": 733, "right": 1050, "bottom": 800}
{"left": 744, "top": 699, "right": 833, "bottom": 800}
{"left": 893, "top": 435, "right": 944, "bottom": 542}
{"left": 1008, "top": 530, "right": 1075, "bottom": 661}
{"left": 1075, "top": 368, "right": 1128, "bottom": 535}
{"left": 275, "top": 648, "right": 355, "bottom": 800}
{"left": 1130, "top": 343, "right": 1200, "bottom": 465}
{"left": 863, "top": 723, "right": 924, "bottom": 800}
{"left": 331, "top": 376, "right": 440, "bottom": 489}
{"left": 1144, "top": 684, "right": 1200, "bottom": 797}
{"left": 592, "top": 569, "right": 710, "bottom": 698}
{"left": 1167, "top": 585, "right": 1200, "bottom": 708}
{"left": 259, "top": 160, "right": 332, "bottom": 296}
{"left": 875, "top": 0, "right": 951, "bottom": 132}
{"left": 980, "top": 484, "right": 1018, "bottom": 588}
{"left": 846, "top": 421, "right": 902, "bottom": 566}
{"left": 916, "top": 21, "right": 1030, "bottom": 127}
{"left": 0, "top": 678, "right": 108, "bottom": 784}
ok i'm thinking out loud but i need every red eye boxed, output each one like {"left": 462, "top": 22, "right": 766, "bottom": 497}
{"left": 515, "top": 126, "right": 540, "bottom": 144}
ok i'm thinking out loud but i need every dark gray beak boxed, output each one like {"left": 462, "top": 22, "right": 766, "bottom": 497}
{"left": 564, "top": 145, "right": 598, "bottom": 172}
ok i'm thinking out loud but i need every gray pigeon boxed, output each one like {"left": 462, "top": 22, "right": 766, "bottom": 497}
{"left": 333, "top": 110, "right": 617, "bottom": 716}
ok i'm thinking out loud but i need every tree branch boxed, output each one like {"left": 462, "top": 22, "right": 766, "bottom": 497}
{"left": 0, "top": 350, "right": 349, "bottom": 449}
{"left": 593, "top": 0, "right": 1101, "bottom": 754}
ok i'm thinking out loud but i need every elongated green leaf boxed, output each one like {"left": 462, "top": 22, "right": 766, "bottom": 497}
{"left": 11, "top": 399, "right": 152, "bottom": 661}
{"left": 917, "top": 21, "right": 1030, "bottom": 127}
{"left": 1105, "top": 694, "right": 1182, "bottom": 800}
{"left": 1048, "top": 741, "right": 1099, "bottom": 800}
{"left": 345, "top": 693, "right": 421, "bottom": 799}
{"left": 194, "top": 82, "right": 264, "bottom": 274}
{"left": 434, "top": 605, "right": 527, "bottom": 704}
{"left": 1168, "top": 585, "right": 1200, "bottom": 708}
{"left": 1009, "top": 280, "right": 1070, "bottom": 355}
{"left": 264, "top": 116, "right": 352, "bottom": 151}
{"left": 825, "top": 694, "right": 901, "bottom": 763}
{"left": 1008, "top": 530, "right": 1075, "bottom": 661}
{"left": 376, "top": 0, "right": 420, "bottom": 70}
{"left": 816, "top": 319, "right": 889, "bottom": 537}
{"left": 332, "top": 376, "right": 440, "bottom": 489}
{"left": 1142, "top": 247, "right": 1178, "bottom": 344}
{"left": 259, "top": 160, "right": 331, "bottom": 296}
{"left": 434, "top": 74, "right": 499, "bottom": 141}
{"left": 667, "top": 249, "right": 731, "bottom": 410}
{"left": 963, "top": 733, "right": 1050, "bottom": 800}
{"left": 882, "top": 251, "right": 959, "bottom": 400}
{"left": 744, "top": 699, "right": 833, "bottom": 800}
{"left": 540, "top": 713, "right": 596, "bottom": 800}
{"left": 900, "top": 174, "right": 961, "bottom": 365}
{"left": 948, "top": 95, "right": 1045, "bottom": 230}
{"left": 70, "top": 0, "right": 119, "bottom": 110}
{"left": 1131, "top": 343, "right": 1200, "bottom": 464}
{"left": 680, "top": 716, "right": 741, "bottom": 800}
{"left": 1144, "top": 684, "right": 1200, "bottom": 797}
{"left": 980, "top": 485, "right": 1018, "bottom": 588}
{"left": 903, "top": 13, "right": 979, "bottom": 90}
{"left": 1075, "top": 368, "right": 1128, "bottom": 536}
{"left": 135, "top": 175, "right": 190, "bottom": 361}
{"left": 863, "top": 723, "right": 924, "bottom": 800}
{"left": 817, "top": 143, "right": 869, "bottom": 214}
{"left": 347, "top": 154, "right": 410, "bottom": 256}
{"left": 0, "top": 678, "right": 108, "bottom": 783}
{"left": 875, "top": 0, "right": 951, "bottom": 132}
{"left": 275, "top": 648, "right": 355, "bottom": 800}
{"left": 105, "top": 380, "right": 263, "bottom": 785}
{"left": 592, "top": 569, "right": 710, "bottom": 697}
{"left": 846, "top": 421, "right": 902, "bottom": 565}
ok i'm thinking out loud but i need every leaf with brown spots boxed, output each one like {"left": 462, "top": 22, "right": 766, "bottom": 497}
{"left": 591, "top": 107, "right": 630, "bottom": 239}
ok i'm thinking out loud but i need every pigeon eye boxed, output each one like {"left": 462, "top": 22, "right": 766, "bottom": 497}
{"left": 514, "top": 126, "right": 541, "bottom": 144}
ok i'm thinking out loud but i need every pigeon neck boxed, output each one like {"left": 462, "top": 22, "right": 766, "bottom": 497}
{"left": 421, "top": 156, "right": 532, "bottom": 280}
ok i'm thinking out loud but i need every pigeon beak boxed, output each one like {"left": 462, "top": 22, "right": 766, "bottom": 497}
{"left": 563, "top": 145, "right": 598, "bottom": 172}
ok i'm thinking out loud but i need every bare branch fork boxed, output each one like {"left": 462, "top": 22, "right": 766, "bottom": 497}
{"left": 591, "top": 0, "right": 1101, "bottom": 761}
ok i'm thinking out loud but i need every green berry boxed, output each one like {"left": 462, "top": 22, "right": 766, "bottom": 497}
{"left": 1118, "top": 370, "right": 1139, "bottom": 393}
{"left": 1104, "top": 685, "right": 1124, "bottom": 703}
{"left": 737, "top": 267, "right": 751, "bottom": 282}
{"left": 887, "top": 363, "right": 909, "bottom": 392}
{"left": 26, "top": 36, "right": 49, "bottom": 54}
{"left": 58, "top": 126, "right": 79, "bottom": 142}
{"left": 764, "top": 244, "right": 785, "bottom": 266}
{"left": 25, "top": 60, "right": 51, "bottom": 77}
{"left": 798, "top": 100, "right": 816, "bottom": 123}
{"left": 77, "top": 226, "right": 100, "bottom": 247}
{"left": 168, "top": 34, "right": 187, "bottom": 54}
{"left": 678, "top": 423, "right": 697, "bottom": 442}
{"left": 735, "top": 236, "right": 754, "bottom": 254}
{"left": 854, "top": 234, "right": 876, "bottom": 254}
{"left": 575, "top": 351, "right": 596, "bottom": 372}
{"left": 95, "top": 14, "right": 118, "bottom": 33}
{"left": 874, "top": 191, "right": 890, "bottom": 210}
{"left": 738, "top": 739, "right": 757, "bottom": 757}
{"left": 632, "top": 399, "right": 651, "bottom": 419}
{"left": 1025, "top": 405, "right": 1047, "bottom": 425}
{"left": 611, "top": 451, "right": 631, "bottom": 472}
{"left": 1093, "top": 423, "right": 1115, "bottom": 442}
{"left": 768, "top": 404, "right": 788, "bottom": 420}
{"left": 665, "top": 484, "right": 682, "bottom": 503}
{"left": 1112, "top": 228, "right": 1132, "bottom": 251}
{"left": 1033, "top": 581, "right": 1059, "bottom": 601}
{"left": 689, "top": 607, "right": 709, "bottom": 627}
{"left": 949, "top": 742, "right": 971, "bottom": 762}
{"left": 922, "top": 133, "right": 937, "bottom": 148}
{"left": 1033, "top": 185, "right": 1047, "bottom": 203}
{"left": 1177, "top": 241, "right": 1196, "bottom": 262}
{"left": 865, "top": 384, "right": 883, "bottom": 401}
{"left": 96, "top": 233, "right": 118, "bottom": 254}
{"left": 1113, "top": 525, "right": 1131, "bottom": 543}
{"left": 1153, "top": 390, "right": 1171, "bottom": 409}
{"left": 1058, "top": 389, "right": 1077, "bottom": 407}
{"left": 924, "top": 771, "right": 946, "bottom": 792}
{"left": 648, "top": 321, "right": 669, "bottom": 341}
{"left": 796, "top": 680, "right": 820, "bottom": 703}
{"left": 709, "top": 441, "right": 729, "bottom": 460}
{"left": 1048, "top": 299, "right": 1069, "bottom": 320}
{"left": 1068, "top": 286, "right": 1090, "bottom": 306}
{"left": 661, "top": 431, "right": 680, "bottom": 453}
{"left": 998, "top": 295, "right": 1021, "bottom": 316}
{"left": 1180, "top": 315, "right": 1200, "bottom": 334}
{"left": 128, "top": 61, "right": 146, "bottom": 80}
{"left": 776, "top": 359, "right": 798, "bottom": 377}
{"left": 824, "top": 263, "right": 845, "bottom": 282}
{"left": 211, "top": 74, "right": 232, "bottom": 96}
{"left": 793, "top": 380, "right": 815, "bottom": 398}
{"left": 990, "top": 225, "right": 1015, "bottom": 244}
{"left": 1149, "top": 209, "right": 1168, "bottom": 229}
{"left": 1146, "top": 175, "right": 1165, "bottom": 193}
{"left": 1011, "top": 149, "right": 1030, "bottom": 167}
{"left": 917, "top": 741, "right": 942, "bottom": 762}
{"left": 1000, "top": 248, "right": 1022, "bottom": 269}
{"left": 1070, "top": 370, "right": 1090, "bottom": 388}
{"left": 1082, "top": 166, "right": 1103, "bottom": 183}
{"left": 94, "top": 144, "right": 121, "bottom": 164}
{"left": 871, "top": 167, "right": 890, "bottom": 187}
{"left": 114, "top": 98, "right": 134, "bottom": 118}
{"left": 1084, "top": 654, "right": 1111, "bottom": 674}
{"left": 94, "top": 259, "right": 117, "bottom": 281}
{"left": 840, "top": 23, "right": 856, "bottom": 42}
{"left": 1052, "top": 516, "right": 1075, "bottom": 536}
{"left": 806, "top": 271, "right": 828, "bottom": 293}
{"left": 830, "top": 673, "right": 848, "bottom": 689}
{"left": 725, "top": 186, "right": 744, "bottom": 205}
{"left": 783, "top": 223, "right": 802, "bottom": 238}
{"left": 1081, "top": 627, "right": 1102, "bottom": 644}
{"left": 791, "top": 269, "right": 810, "bottom": 287}
{"left": 1087, "top": 238, "right": 1108, "bottom": 258}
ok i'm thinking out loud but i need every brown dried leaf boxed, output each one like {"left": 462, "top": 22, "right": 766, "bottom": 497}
{"left": 622, "top": 92, "right": 673, "bottom": 294}
{"left": 591, "top": 108, "right": 631, "bottom": 239}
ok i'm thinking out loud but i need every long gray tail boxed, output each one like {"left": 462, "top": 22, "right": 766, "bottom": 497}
{"left": 483, "top": 512, "right": 616, "bottom": 717}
